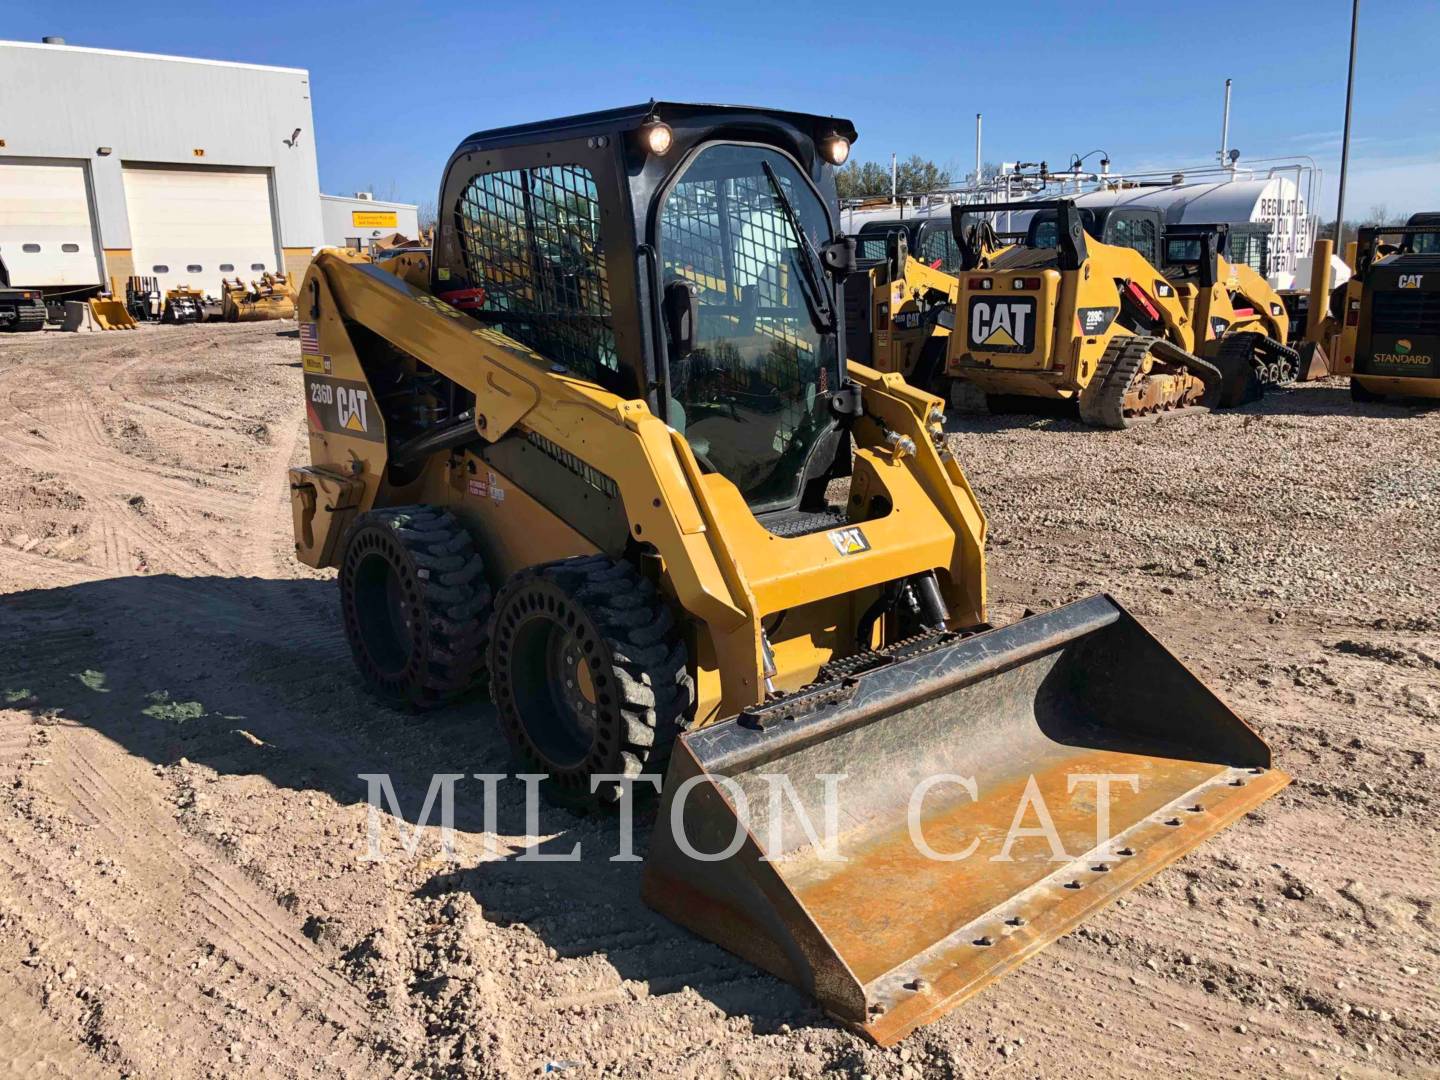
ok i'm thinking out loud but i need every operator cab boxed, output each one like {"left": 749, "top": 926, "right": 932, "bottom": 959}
{"left": 432, "top": 102, "right": 859, "bottom": 520}
{"left": 1028, "top": 206, "right": 1164, "bottom": 267}
{"left": 852, "top": 217, "right": 962, "bottom": 273}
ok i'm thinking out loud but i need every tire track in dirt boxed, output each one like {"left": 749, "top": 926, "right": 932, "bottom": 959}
{"left": 0, "top": 974, "right": 119, "bottom": 1080}
{"left": 0, "top": 706, "right": 387, "bottom": 1074}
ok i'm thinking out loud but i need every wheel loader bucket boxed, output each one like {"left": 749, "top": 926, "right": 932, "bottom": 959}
{"left": 88, "top": 297, "right": 137, "bottom": 330}
{"left": 643, "top": 594, "right": 1288, "bottom": 1045}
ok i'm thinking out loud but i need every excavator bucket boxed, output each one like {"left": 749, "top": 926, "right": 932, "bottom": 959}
{"left": 643, "top": 594, "right": 1288, "bottom": 1045}
{"left": 88, "top": 297, "right": 137, "bottom": 330}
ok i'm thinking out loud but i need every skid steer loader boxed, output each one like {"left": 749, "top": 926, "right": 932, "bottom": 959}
{"left": 287, "top": 103, "right": 1287, "bottom": 1044}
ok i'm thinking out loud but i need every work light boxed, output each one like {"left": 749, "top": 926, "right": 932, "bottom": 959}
{"left": 822, "top": 136, "right": 850, "bottom": 166}
{"left": 642, "top": 120, "right": 673, "bottom": 156}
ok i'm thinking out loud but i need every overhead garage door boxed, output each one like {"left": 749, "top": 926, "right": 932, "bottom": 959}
{"left": 0, "top": 159, "right": 103, "bottom": 288}
{"left": 122, "top": 165, "right": 280, "bottom": 297}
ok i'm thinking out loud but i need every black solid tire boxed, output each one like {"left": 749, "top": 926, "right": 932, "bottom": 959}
{"left": 488, "top": 555, "right": 693, "bottom": 806}
{"left": 911, "top": 336, "right": 947, "bottom": 392}
{"left": 339, "top": 505, "right": 491, "bottom": 709}
{"left": 1350, "top": 377, "right": 1383, "bottom": 403}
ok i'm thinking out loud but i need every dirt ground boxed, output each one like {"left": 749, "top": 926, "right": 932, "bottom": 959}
{"left": 0, "top": 322, "right": 1435, "bottom": 1079}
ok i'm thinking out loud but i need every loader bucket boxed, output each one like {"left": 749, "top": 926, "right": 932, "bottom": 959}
{"left": 1296, "top": 339, "right": 1332, "bottom": 382}
{"left": 642, "top": 594, "right": 1288, "bottom": 1045}
{"left": 88, "top": 298, "right": 137, "bottom": 330}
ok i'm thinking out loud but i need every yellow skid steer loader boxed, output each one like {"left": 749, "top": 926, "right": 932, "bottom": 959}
{"left": 287, "top": 102, "right": 1287, "bottom": 1044}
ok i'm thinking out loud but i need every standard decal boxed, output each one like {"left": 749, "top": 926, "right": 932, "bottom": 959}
{"left": 1270, "top": 302, "right": 1285, "bottom": 316}
{"left": 1398, "top": 274, "right": 1424, "bottom": 289}
{"left": 1371, "top": 339, "right": 1433, "bottom": 368}
{"left": 1209, "top": 316, "right": 1230, "bottom": 339}
{"left": 827, "top": 526, "right": 871, "bottom": 556}
{"left": 1153, "top": 280, "right": 1175, "bottom": 298}
{"left": 303, "top": 375, "right": 383, "bottom": 442}
{"left": 968, "top": 296, "right": 1036, "bottom": 352}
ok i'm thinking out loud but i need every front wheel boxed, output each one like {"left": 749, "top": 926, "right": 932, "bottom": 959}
{"left": 488, "top": 556, "right": 693, "bottom": 807}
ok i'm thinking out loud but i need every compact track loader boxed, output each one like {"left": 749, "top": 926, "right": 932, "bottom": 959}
{"left": 869, "top": 202, "right": 1300, "bottom": 425}
{"left": 288, "top": 103, "right": 1287, "bottom": 1043}
{"left": 1161, "top": 223, "right": 1303, "bottom": 385}
{"left": 0, "top": 255, "right": 47, "bottom": 332}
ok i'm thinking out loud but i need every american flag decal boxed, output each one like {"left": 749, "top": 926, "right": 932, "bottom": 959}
{"left": 299, "top": 322, "right": 319, "bottom": 351}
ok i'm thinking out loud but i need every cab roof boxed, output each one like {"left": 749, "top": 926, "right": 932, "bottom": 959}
{"left": 456, "top": 101, "right": 857, "bottom": 154}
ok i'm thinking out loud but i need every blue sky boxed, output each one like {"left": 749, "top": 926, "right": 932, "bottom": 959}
{"left": 14, "top": 0, "right": 1440, "bottom": 218}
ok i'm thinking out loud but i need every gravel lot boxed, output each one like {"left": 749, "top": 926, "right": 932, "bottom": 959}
{"left": 0, "top": 322, "right": 1435, "bottom": 1078}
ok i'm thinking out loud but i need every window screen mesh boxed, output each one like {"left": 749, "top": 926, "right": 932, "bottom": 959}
{"left": 454, "top": 165, "right": 617, "bottom": 379}
{"left": 662, "top": 166, "right": 813, "bottom": 409}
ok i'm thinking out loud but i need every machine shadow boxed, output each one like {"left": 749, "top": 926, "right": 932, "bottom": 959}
{"left": 1, "top": 572, "right": 554, "bottom": 832}
{"left": 0, "top": 571, "right": 809, "bottom": 1028}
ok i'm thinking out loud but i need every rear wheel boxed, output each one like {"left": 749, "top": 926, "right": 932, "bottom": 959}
{"left": 339, "top": 506, "right": 491, "bottom": 709}
{"left": 488, "top": 555, "right": 693, "bottom": 807}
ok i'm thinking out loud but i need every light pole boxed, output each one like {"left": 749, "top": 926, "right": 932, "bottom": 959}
{"left": 1335, "top": 0, "right": 1359, "bottom": 248}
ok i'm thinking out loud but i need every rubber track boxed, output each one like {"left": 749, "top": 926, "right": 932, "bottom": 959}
{"left": 3, "top": 303, "right": 46, "bottom": 332}
{"left": 489, "top": 554, "right": 694, "bottom": 802}
{"left": 1213, "top": 332, "right": 1269, "bottom": 406}
{"left": 1254, "top": 334, "right": 1303, "bottom": 385}
{"left": 1078, "top": 335, "right": 1152, "bottom": 429}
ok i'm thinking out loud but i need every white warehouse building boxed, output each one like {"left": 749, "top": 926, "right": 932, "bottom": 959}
{"left": 0, "top": 37, "right": 323, "bottom": 299}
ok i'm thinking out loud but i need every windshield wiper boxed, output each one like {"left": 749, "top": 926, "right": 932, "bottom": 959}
{"left": 761, "top": 160, "right": 834, "bottom": 333}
